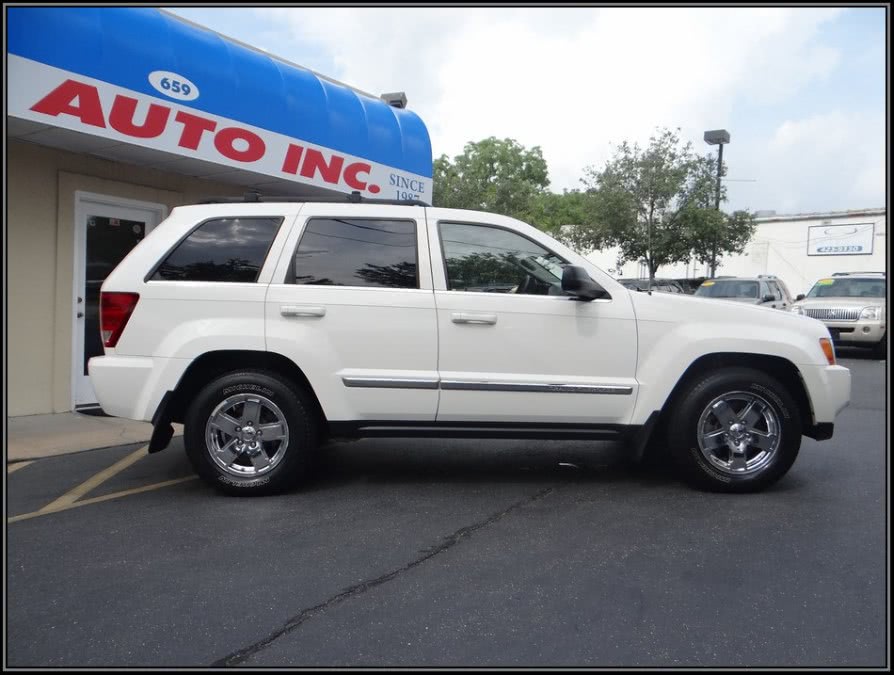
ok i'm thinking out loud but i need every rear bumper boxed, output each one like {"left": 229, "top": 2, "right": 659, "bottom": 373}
{"left": 88, "top": 355, "right": 190, "bottom": 421}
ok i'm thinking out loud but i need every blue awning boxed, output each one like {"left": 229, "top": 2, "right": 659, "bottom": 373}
{"left": 8, "top": 7, "right": 433, "bottom": 200}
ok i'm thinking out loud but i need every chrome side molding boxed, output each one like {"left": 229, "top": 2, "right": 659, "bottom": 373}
{"left": 342, "top": 377, "right": 632, "bottom": 395}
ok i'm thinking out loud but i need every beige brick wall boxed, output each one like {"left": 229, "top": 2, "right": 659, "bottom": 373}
{"left": 7, "top": 139, "right": 237, "bottom": 416}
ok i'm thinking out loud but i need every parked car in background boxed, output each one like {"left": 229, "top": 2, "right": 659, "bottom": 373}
{"left": 618, "top": 278, "right": 687, "bottom": 294}
{"left": 695, "top": 275, "right": 794, "bottom": 310}
{"left": 791, "top": 272, "right": 886, "bottom": 358}
{"left": 673, "top": 277, "right": 705, "bottom": 294}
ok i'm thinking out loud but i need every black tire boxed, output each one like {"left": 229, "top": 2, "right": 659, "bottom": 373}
{"left": 184, "top": 370, "right": 319, "bottom": 496}
{"left": 871, "top": 334, "right": 887, "bottom": 360}
{"left": 666, "top": 367, "right": 802, "bottom": 493}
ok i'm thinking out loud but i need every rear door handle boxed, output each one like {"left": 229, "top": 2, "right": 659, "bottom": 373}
{"left": 280, "top": 305, "right": 326, "bottom": 318}
{"left": 451, "top": 312, "right": 497, "bottom": 325}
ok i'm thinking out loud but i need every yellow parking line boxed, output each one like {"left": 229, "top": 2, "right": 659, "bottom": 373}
{"left": 38, "top": 445, "right": 149, "bottom": 513}
{"left": 7, "top": 475, "right": 198, "bottom": 524}
{"left": 7, "top": 461, "right": 34, "bottom": 474}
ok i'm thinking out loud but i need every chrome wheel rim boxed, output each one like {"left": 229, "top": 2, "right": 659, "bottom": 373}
{"left": 205, "top": 393, "right": 289, "bottom": 478}
{"left": 696, "top": 390, "right": 781, "bottom": 476}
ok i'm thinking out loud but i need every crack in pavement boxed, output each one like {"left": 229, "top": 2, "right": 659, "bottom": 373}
{"left": 211, "top": 486, "right": 555, "bottom": 667}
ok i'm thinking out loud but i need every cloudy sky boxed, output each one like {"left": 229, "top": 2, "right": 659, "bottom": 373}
{"left": 167, "top": 7, "right": 885, "bottom": 214}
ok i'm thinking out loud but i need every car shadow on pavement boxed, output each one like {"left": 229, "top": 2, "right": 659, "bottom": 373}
{"left": 304, "top": 438, "right": 687, "bottom": 491}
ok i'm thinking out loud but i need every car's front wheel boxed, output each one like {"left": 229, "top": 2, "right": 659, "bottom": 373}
{"left": 184, "top": 370, "right": 319, "bottom": 496}
{"left": 667, "top": 367, "right": 802, "bottom": 492}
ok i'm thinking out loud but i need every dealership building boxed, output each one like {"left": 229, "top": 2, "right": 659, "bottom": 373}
{"left": 586, "top": 207, "right": 887, "bottom": 297}
{"left": 6, "top": 7, "right": 433, "bottom": 416}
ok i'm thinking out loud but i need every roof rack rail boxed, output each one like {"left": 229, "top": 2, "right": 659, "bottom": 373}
{"left": 198, "top": 190, "right": 428, "bottom": 206}
{"left": 831, "top": 271, "right": 885, "bottom": 276}
{"left": 757, "top": 274, "right": 777, "bottom": 278}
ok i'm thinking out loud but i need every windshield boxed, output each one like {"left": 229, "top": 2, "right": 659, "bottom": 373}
{"left": 807, "top": 278, "right": 886, "bottom": 299}
{"left": 695, "top": 279, "right": 759, "bottom": 298}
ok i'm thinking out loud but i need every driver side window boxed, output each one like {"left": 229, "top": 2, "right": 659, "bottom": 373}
{"left": 439, "top": 222, "right": 568, "bottom": 295}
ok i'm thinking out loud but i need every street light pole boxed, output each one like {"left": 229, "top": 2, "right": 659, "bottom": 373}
{"left": 704, "top": 129, "right": 730, "bottom": 279}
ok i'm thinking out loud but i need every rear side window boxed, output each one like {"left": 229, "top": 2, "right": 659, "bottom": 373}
{"left": 153, "top": 217, "right": 283, "bottom": 282}
{"left": 291, "top": 218, "right": 418, "bottom": 288}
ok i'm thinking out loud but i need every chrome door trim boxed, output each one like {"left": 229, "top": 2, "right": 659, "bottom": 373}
{"left": 342, "top": 376, "right": 440, "bottom": 390}
{"left": 342, "top": 377, "right": 633, "bottom": 394}
{"left": 439, "top": 381, "right": 633, "bottom": 394}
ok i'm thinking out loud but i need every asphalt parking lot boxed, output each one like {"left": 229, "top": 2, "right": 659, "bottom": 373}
{"left": 6, "top": 350, "right": 887, "bottom": 668}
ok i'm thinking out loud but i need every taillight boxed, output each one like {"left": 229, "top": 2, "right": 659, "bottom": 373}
{"left": 100, "top": 292, "right": 139, "bottom": 348}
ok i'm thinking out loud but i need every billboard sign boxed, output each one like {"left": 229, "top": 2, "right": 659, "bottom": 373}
{"left": 807, "top": 223, "right": 875, "bottom": 256}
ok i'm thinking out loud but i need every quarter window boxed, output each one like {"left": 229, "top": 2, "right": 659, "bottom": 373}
{"left": 440, "top": 222, "right": 568, "bottom": 295}
{"left": 292, "top": 218, "right": 418, "bottom": 288}
{"left": 152, "top": 217, "right": 283, "bottom": 283}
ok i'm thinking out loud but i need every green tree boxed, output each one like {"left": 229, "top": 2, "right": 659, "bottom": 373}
{"left": 432, "top": 137, "right": 550, "bottom": 221}
{"left": 686, "top": 208, "right": 757, "bottom": 271}
{"left": 526, "top": 189, "right": 594, "bottom": 234}
{"left": 576, "top": 127, "right": 720, "bottom": 282}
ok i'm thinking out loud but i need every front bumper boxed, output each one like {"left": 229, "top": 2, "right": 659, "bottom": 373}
{"left": 822, "top": 319, "right": 886, "bottom": 345}
{"left": 798, "top": 363, "right": 851, "bottom": 426}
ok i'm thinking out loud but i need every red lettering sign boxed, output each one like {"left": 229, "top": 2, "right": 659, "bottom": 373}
{"left": 109, "top": 96, "right": 170, "bottom": 138}
{"left": 345, "top": 162, "right": 378, "bottom": 193}
{"left": 26, "top": 76, "right": 390, "bottom": 196}
{"left": 299, "top": 149, "right": 344, "bottom": 183}
{"left": 281, "top": 144, "right": 304, "bottom": 175}
{"left": 215, "top": 127, "right": 265, "bottom": 163}
{"left": 30, "top": 79, "right": 106, "bottom": 128}
{"left": 173, "top": 110, "right": 216, "bottom": 150}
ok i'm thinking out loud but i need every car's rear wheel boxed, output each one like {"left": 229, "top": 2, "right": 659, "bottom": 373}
{"left": 667, "top": 367, "right": 802, "bottom": 492}
{"left": 184, "top": 370, "right": 318, "bottom": 496}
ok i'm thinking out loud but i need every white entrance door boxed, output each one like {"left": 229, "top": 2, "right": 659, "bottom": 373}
{"left": 73, "top": 193, "right": 165, "bottom": 408}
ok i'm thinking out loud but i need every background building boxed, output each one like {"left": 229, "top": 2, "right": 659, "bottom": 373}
{"left": 585, "top": 207, "right": 887, "bottom": 296}
{"left": 6, "top": 7, "right": 433, "bottom": 416}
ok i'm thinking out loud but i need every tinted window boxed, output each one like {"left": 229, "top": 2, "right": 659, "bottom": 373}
{"left": 695, "top": 279, "right": 760, "bottom": 298}
{"left": 292, "top": 218, "right": 417, "bottom": 288}
{"left": 440, "top": 222, "right": 568, "bottom": 295}
{"left": 153, "top": 217, "right": 283, "bottom": 282}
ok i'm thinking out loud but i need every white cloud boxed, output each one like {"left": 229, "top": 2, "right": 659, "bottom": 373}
{"left": 256, "top": 7, "right": 882, "bottom": 212}
{"left": 744, "top": 110, "right": 886, "bottom": 213}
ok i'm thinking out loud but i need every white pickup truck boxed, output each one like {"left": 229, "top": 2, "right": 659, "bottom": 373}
{"left": 89, "top": 198, "right": 851, "bottom": 495}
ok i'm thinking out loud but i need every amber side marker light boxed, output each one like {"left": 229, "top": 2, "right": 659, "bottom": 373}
{"left": 819, "top": 338, "right": 836, "bottom": 365}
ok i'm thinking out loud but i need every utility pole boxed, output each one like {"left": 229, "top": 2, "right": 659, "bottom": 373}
{"left": 704, "top": 129, "right": 730, "bottom": 278}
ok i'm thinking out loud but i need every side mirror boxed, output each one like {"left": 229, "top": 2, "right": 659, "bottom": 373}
{"left": 762, "top": 294, "right": 775, "bottom": 303}
{"left": 562, "top": 266, "right": 609, "bottom": 301}
{"left": 796, "top": 293, "right": 805, "bottom": 301}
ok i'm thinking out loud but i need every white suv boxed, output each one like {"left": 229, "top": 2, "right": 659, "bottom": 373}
{"left": 89, "top": 198, "right": 851, "bottom": 495}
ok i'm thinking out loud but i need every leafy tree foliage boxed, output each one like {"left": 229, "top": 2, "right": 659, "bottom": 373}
{"left": 571, "top": 127, "right": 754, "bottom": 280}
{"left": 432, "top": 137, "right": 549, "bottom": 221}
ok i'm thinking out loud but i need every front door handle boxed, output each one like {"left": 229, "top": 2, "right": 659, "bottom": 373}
{"left": 451, "top": 312, "right": 497, "bottom": 325}
{"left": 280, "top": 305, "right": 326, "bottom": 318}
